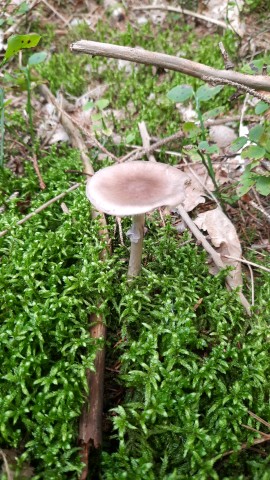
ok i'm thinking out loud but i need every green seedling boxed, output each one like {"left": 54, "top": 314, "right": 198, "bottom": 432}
{"left": 230, "top": 124, "right": 270, "bottom": 196}
{"left": 0, "top": 34, "right": 43, "bottom": 165}
{"left": 167, "top": 83, "right": 223, "bottom": 191}
{"left": 83, "top": 97, "right": 112, "bottom": 136}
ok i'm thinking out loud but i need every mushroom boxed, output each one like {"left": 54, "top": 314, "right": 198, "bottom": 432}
{"left": 86, "top": 161, "right": 189, "bottom": 277}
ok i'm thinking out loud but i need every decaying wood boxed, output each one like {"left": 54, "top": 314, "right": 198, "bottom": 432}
{"left": 70, "top": 41, "right": 270, "bottom": 92}
{"left": 39, "top": 84, "right": 109, "bottom": 480}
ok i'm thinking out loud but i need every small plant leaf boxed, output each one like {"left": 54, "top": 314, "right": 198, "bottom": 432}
{"left": 17, "top": 1, "right": 30, "bottom": 15}
{"left": 96, "top": 98, "right": 110, "bottom": 110}
{"left": 202, "top": 106, "right": 225, "bottom": 120}
{"left": 198, "top": 140, "right": 219, "bottom": 154}
{"left": 167, "top": 85, "right": 194, "bottom": 103}
{"left": 83, "top": 101, "right": 94, "bottom": 111}
{"left": 241, "top": 145, "right": 265, "bottom": 160}
{"left": 248, "top": 124, "right": 264, "bottom": 143}
{"left": 229, "top": 136, "right": 248, "bottom": 153}
{"left": 5, "top": 33, "right": 41, "bottom": 61}
{"left": 27, "top": 51, "right": 47, "bottom": 66}
{"left": 196, "top": 85, "right": 223, "bottom": 102}
{"left": 183, "top": 122, "right": 200, "bottom": 138}
{"left": 255, "top": 101, "right": 269, "bottom": 115}
{"left": 255, "top": 175, "right": 270, "bottom": 196}
{"left": 126, "top": 133, "right": 135, "bottom": 144}
{"left": 92, "top": 113, "right": 102, "bottom": 121}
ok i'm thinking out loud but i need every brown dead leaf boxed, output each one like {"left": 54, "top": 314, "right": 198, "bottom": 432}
{"left": 194, "top": 207, "right": 243, "bottom": 289}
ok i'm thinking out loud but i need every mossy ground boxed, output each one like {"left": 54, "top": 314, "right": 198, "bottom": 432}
{"left": 0, "top": 6, "right": 270, "bottom": 480}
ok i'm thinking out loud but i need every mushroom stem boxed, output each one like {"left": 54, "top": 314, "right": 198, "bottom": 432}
{"left": 127, "top": 214, "right": 145, "bottom": 278}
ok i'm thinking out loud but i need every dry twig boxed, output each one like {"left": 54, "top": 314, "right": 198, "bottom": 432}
{"left": 70, "top": 41, "right": 270, "bottom": 92}
{"left": 0, "top": 183, "right": 80, "bottom": 238}
{"left": 132, "top": 5, "right": 227, "bottom": 29}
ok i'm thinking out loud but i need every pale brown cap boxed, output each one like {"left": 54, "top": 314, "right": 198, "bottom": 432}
{"left": 86, "top": 161, "right": 189, "bottom": 216}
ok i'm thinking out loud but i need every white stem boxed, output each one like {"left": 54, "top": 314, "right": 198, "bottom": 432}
{"left": 127, "top": 214, "right": 145, "bottom": 278}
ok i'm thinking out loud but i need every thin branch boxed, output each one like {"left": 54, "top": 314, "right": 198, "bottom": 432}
{"left": 202, "top": 76, "right": 270, "bottom": 105}
{"left": 4, "top": 0, "right": 39, "bottom": 39}
{"left": 249, "top": 200, "right": 270, "bottom": 224}
{"left": 223, "top": 255, "right": 270, "bottom": 273}
{"left": 132, "top": 5, "right": 227, "bottom": 29}
{"left": 0, "top": 449, "right": 13, "bottom": 480}
{"left": 244, "top": 257, "right": 254, "bottom": 306}
{"left": 119, "top": 130, "right": 184, "bottom": 163}
{"left": 248, "top": 411, "right": 270, "bottom": 429}
{"left": 138, "top": 121, "right": 156, "bottom": 162}
{"left": 70, "top": 41, "right": 270, "bottom": 93}
{"left": 31, "top": 152, "right": 46, "bottom": 190}
{"left": 0, "top": 183, "right": 81, "bottom": 238}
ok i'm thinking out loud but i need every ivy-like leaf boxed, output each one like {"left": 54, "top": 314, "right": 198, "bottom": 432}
{"left": 202, "top": 106, "right": 225, "bottom": 120}
{"left": 255, "top": 175, "right": 270, "bottom": 196}
{"left": 229, "top": 136, "right": 248, "bottom": 153}
{"left": 5, "top": 33, "right": 41, "bottom": 61}
{"left": 198, "top": 140, "right": 219, "bottom": 154}
{"left": 196, "top": 85, "right": 223, "bottom": 102}
{"left": 96, "top": 98, "right": 110, "bottom": 110}
{"left": 248, "top": 124, "right": 264, "bottom": 143}
{"left": 255, "top": 101, "right": 269, "bottom": 115}
{"left": 27, "top": 51, "right": 47, "bottom": 66}
{"left": 183, "top": 122, "right": 201, "bottom": 138}
{"left": 241, "top": 145, "right": 265, "bottom": 160}
{"left": 167, "top": 85, "right": 194, "bottom": 103}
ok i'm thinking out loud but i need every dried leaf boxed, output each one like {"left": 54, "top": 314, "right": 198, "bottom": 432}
{"left": 194, "top": 207, "right": 242, "bottom": 288}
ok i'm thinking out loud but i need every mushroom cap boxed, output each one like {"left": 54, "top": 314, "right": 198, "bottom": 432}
{"left": 86, "top": 161, "right": 189, "bottom": 216}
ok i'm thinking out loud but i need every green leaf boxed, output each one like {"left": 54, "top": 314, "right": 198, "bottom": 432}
{"left": 202, "top": 106, "right": 225, "bottom": 120}
{"left": 83, "top": 101, "right": 94, "bottom": 111}
{"left": 183, "top": 122, "right": 200, "bottom": 138}
{"left": 255, "top": 175, "right": 270, "bottom": 196}
{"left": 248, "top": 124, "right": 264, "bottom": 143}
{"left": 198, "top": 140, "right": 219, "bottom": 154}
{"left": 16, "top": 1, "right": 30, "bottom": 15}
{"left": 167, "top": 85, "right": 194, "bottom": 103}
{"left": 255, "top": 101, "right": 269, "bottom": 115}
{"left": 238, "top": 165, "right": 255, "bottom": 197}
{"left": 92, "top": 113, "right": 102, "bottom": 121}
{"left": 126, "top": 133, "right": 135, "bottom": 144}
{"left": 196, "top": 85, "right": 223, "bottom": 102}
{"left": 5, "top": 33, "right": 41, "bottom": 61}
{"left": 96, "top": 98, "right": 110, "bottom": 110}
{"left": 27, "top": 51, "right": 47, "bottom": 66}
{"left": 241, "top": 145, "right": 265, "bottom": 160}
{"left": 229, "top": 136, "right": 248, "bottom": 153}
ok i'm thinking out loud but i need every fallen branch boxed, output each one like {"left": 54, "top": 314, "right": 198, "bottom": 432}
{"left": 132, "top": 5, "right": 227, "bottom": 29}
{"left": 70, "top": 41, "right": 270, "bottom": 92}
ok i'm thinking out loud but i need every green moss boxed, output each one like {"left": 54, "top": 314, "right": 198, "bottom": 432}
{"left": 101, "top": 223, "right": 270, "bottom": 480}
